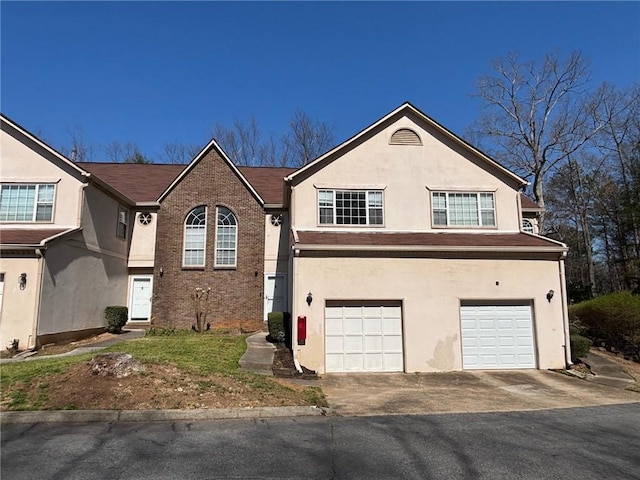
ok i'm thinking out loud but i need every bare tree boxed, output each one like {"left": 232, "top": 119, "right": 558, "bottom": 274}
{"left": 59, "top": 125, "right": 99, "bottom": 162}
{"left": 213, "top": 110, "right": 334, "bottom": 167}
{"left": 470, "top": 51, "right": 604, "bottom": 231}
{"left": 161, "top": 142, "right": 201, "bottom": 164}
{"left": 282, "top": 110, "right": 335, "bottom": 167}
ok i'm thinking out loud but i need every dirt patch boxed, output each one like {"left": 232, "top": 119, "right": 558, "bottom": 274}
{"left": 2, "top": 359, "right": 321, "bottom": 411}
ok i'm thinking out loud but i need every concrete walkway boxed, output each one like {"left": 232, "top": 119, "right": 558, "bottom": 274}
{"left": 238, "top": 331, "right": 275, "bottom": 375}
{"left": 0, "top": 329, "right": 146, "bottom": 364}
{"left": 584, "top": 351, "right": 635, "bottom": 389}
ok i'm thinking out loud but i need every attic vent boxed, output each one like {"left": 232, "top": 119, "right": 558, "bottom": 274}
{"left": 390, "top": 128, "right": 422, "bottom": 146}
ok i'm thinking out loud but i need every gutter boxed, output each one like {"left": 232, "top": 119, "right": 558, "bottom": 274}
{"left": 294, "top": 243, "right": 568, "bottom": 255}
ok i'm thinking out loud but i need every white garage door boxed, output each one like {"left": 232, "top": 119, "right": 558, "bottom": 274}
{"left": 325, "top": 302, "right": 403, "bottom": 373}
{"left": 460, "top": 304, "right": 536, "bottom": 369}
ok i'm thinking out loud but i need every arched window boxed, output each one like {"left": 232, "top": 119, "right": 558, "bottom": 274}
{"left": 215, "top": 206, "right": 237, "bottom": 267}
{"left": 522, "top": 219, "right": 534, "bottom": 234}
{"left": 389, "top": 128, "right": 422, "bottom": 145}
{"left": 183, "top": 206, "right": 206, "bottom": 266}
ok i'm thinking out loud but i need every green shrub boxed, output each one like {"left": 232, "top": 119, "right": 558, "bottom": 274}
{"left": 267, "top": 312, "right": 290, "bottom": 344}
{"left": 145, "top": 327, "right": 181, "bottom": 336}
{"left": 570, "top": 334, "right": 592, "bottom": 362}
{"left": 569, "top": 291, "right": 640, "bottom": 357}
{"left": 105, "top": 306, "right": 128, "bottom": 334}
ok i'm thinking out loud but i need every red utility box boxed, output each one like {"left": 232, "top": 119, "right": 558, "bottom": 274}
{"left": 297, "top": 316, "right": 307, "bottom": 345}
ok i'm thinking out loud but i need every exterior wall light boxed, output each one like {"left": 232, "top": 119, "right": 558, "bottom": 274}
{"left": 18, "top": 273, "right": 27, "bottom": 290}
{"left": 159, "top": 267, "right": 164, "bottom": 277}
{"left": 547, "top": 289, "right": 555, "bottom": 302}
{"left": 306, "top": 292, "right": 313, "bottom": 306}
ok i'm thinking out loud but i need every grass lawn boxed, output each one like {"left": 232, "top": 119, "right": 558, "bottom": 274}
{"left": 0, "top": 330, "right": 325, "bottom": 411}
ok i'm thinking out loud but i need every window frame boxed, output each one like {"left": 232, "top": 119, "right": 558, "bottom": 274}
{"left": 116, "top": 205, "right": 129, "bottom": 239}
{"left": 431, "top": 191, "right": 496, "bottom": 228}
{"left": 214, "top": 206, "right": 238, "bottom": 268}
{"left": 0, "top": 183, "right": 56, "bottom": 223}
{"left": 317, "top": 189, "right": 385, "bottom": 226}
{"left": 183, "top": 205, "right": 207, "bottom": 268}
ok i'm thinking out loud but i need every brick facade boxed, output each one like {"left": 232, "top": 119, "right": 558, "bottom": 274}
{"left": 152, "top": 146, "right": 265, "bottom": 328}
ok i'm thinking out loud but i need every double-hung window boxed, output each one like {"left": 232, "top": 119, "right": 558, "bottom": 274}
{"left": 318, "top": 189, "right": 384, "bottom": 225}
{"left": 116, "top": 206, "right": 129, "bottom": 239}
{"left": 432, "top": 192, "right": 496, "bottom": 227}
{"left": 0, "top": 184, "right": 55, "bottom": 222}
{"left": 183, "top": 206, "right": 207, "bottom": 267}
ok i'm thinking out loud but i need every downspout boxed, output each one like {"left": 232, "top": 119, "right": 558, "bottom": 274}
{"left": 559, "top": 255, "right": 572, "bottom": 367}
{"left": 29, "top": 248, "right": 46, "bottom": 350}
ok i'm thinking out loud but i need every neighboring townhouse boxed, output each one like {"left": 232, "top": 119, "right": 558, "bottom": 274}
{"left": 0, "top": 115, "right": 148, "bottom": 349}
{"left": 75, "top": 162, "right": 185, "bottom": 325}
{"left": 284, "top": 103, "right": 570, "bottom": 374}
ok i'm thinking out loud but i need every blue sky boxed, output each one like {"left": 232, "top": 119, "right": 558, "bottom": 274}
{"left": 2, "top": 1, "right": 639, "bottom": 162}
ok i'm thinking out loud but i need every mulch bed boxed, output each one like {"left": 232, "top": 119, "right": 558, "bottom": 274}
{"left": 272, "top": 343, "right": 318, "bottom": 379}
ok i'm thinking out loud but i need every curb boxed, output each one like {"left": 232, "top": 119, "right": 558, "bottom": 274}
{"left": 0, "top": 406, "right": 332, "bottom": 424}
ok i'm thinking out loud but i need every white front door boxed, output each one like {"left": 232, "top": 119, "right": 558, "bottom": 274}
{"left": 460, "top": 304, "right": 536, "bottom": 369}
{"left": 130, "top": 276, "right": 153, "bottom": 321}
{"left": 325, "top": 302, "right": 404, "bottom": 373}
{"left": 264, "top": 274, "right": 286, "bottom": 319}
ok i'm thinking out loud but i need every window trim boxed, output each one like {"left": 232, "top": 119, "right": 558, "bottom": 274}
{"left": 182, "top": 205, "right": 207, "bottom": 268}
{"left": 214, "top": 206, "right": 238, "bottom": 269}
{"left": 0, "top": 183, "right": 56, "bottom": 223}
{"left": 522, "top": 218, "right": 535, "bottom": 234}
{"left": 317, "top": 189, "right": 385, "bottom": 227}
{"left": 430, "top": 191, "right": 497, "bottom": 228}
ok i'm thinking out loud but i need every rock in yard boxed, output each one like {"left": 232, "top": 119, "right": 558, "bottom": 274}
{"left": 89, "top": 352, "right": 144, "bottom": 378}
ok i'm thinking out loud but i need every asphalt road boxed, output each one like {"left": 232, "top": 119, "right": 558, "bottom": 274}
{"left": 2, "top": 404, "right": 639, "bottom": 479}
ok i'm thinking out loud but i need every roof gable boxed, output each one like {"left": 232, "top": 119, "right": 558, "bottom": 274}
{"left": 158, "top": 139, "right": 264, "bottom": 205}
{"left": 1, "top": 113, "right": 88, "bottom": 182}
{"left": 285, "top": 102, "right": 528, "bottom": 189}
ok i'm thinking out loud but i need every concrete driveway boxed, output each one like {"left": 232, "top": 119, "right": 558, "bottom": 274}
{"left": 318, "top": 370, "right": 639, "bottom": 416}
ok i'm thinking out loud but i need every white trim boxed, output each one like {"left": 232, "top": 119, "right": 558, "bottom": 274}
{"left": 128, "top": 275, "right": 154, "bottom": 322}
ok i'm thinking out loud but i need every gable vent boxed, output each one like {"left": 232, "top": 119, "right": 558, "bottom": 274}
{"left": 390, "top": 128, "right": 422, "bottom": 146}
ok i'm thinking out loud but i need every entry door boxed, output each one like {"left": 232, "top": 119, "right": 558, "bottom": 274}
{"left": 130, "top": 276, "right": 153, "bottom": 321}
{"left": 264, "top": 274, "right": 286, "bottom": 319}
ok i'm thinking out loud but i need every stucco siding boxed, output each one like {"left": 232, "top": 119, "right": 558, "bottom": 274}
{"left": 0, "top": 127, "right": 85, "bottom": 228}
{"left": 128, "top": 212, "right": 158, "bottom": 267}
{"left": 0, "top": 256, "right": 41, "bottom": 349}
{"left": 291, "top": 115, "right": 522, "bottom": 232}
{"left": 264, "top": 212, "right": 289, "bottom": 275}
{"left": 292, "top": 256, "right": 566, "bottom": 374}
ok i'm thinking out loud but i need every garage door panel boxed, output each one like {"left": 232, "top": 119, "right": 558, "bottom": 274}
{"left": 325, "top": 318, "right": 343, "bottom": 335}
{"left": 363, "top": 318, "right": 382, "bottom": 334}
{"left": 325, "top": 303, "right": 403, "bottom": 373}
{"left": 461, "top": 305, "right": 536, "bottom": 369}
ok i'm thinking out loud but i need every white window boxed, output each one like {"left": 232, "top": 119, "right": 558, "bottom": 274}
{"left": 183, "top": 206, "right": 206, "bottom": 267}
{"left": 318, "top": 189, "right": 384, "bottom": 225}
{"left": 432, "top": 192, "right": 496, "bottom": 227}
{"left": 522, "top": 219, "right": 534, "bottom": 234}
{"left": 0, "top": 184, "right": 55, "bottom": 222}
{"left": 215, "top": 206, "right": 237, "bottom": 267}
{"left": 116, "top": 205, "right": 129, "bottom": 239}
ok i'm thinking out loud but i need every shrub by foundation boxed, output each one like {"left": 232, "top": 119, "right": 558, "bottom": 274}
{"left": 105, "top": 306, "right": 128, "bottom": 334}
{"left": 570, "top": 334, "right": 592, "bottom": 362}
{"left": 267, "top": 312, "right": 290, "bottom": 344}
